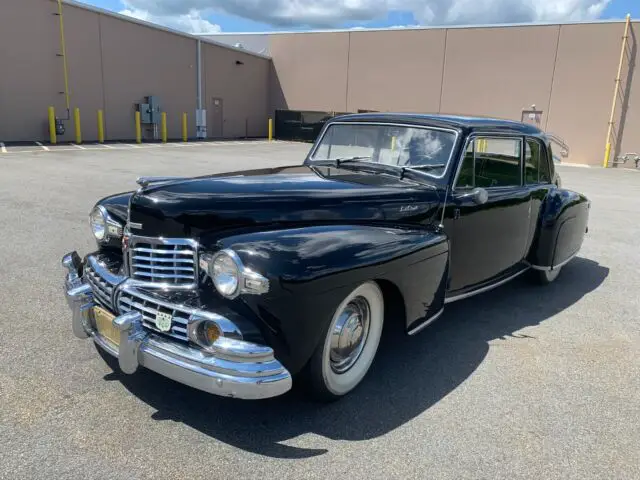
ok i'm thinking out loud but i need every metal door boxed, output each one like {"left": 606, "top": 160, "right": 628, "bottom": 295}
{"left": 210, "top": 98, "right": 224, "bottom": 138}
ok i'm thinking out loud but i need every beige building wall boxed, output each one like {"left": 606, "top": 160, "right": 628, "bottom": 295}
{"left": 269, "top": 32, "right": 350, "bottom": 112}
{"left": 0, "top": 0, "right": 269, "bottom": 143}
{"left": 265, "top": 21, "right": 637, "bottom": 166}
{"left": 439, "top": 25, "right": 559, "bottom": 119}
{"left": 0, "top": 0, "right": 62, "bottom": 141}
{"left": 203, "top": 45, "right": 270, "bottom": 138}
{"left": 545, "top": 23, "right": 624, "bottom": 165}
{"left": 617, "top": 22, "right": 639, "bottom": 160}
{"left": 347, "top": 29, "right": 447, "bottom": 113}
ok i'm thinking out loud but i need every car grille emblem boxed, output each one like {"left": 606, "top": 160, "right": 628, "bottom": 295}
{"left": 155, "top": 311, "right": 173, "bottom": 332}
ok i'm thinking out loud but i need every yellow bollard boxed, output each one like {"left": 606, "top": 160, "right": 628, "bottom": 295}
{"left": 135, "top": 111, "right": 142, "bottom": 144}
{"left": 182, "top": 113, "right": 188, "bottom": 142}
{"left": 604, "top": 143, "right": 612, "bottom": 168}
{"left": 48, "top": 106, "right": 57, "bottom": 145}
{"left": 97, "top": 110, "right": 105, "bottom": 143}
{"left": 161, "top": 112, "right": 167, "bottom": 143}
{"left": 268, "top": 118, "right": 273, "bottom": 141}
{"left": 74, "top": 107, "right": 82, "bottom": 144}
{"left": 391, "top": 136, "right": 396, "bottom": 152}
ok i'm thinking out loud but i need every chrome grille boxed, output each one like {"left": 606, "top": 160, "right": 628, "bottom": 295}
{"left": 85, "top": 263, "right": 115, "bottom": 310}
{"left": 129, "top": 237, "right": 198, "bottom": 288}
{"left": 117, "top": 289, "right": 190, "bottom": 342}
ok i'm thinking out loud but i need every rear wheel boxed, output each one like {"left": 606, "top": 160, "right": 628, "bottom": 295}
{"left": 533, "top": 267, "right": 562, "bottom": 285}
{"left": 303, "top": 281, "right": 384, "bottom": 401}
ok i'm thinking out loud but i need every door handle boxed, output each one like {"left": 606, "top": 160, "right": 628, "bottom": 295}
{"left": 454, "top": 187, "right": 488, "bottom": 205}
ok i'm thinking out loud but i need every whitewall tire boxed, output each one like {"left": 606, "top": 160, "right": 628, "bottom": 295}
{"left": 304, "top": 281, "right": 385, "bottom": 401}
{"left": 535, "top": 267, "right": 562, "bottom": 284}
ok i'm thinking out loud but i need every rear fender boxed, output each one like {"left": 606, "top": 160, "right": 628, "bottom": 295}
{"left": 527, "top": 188, "right": 590, "bottom": 269}
{"left": 208, "top": 224, "right": 449, "bottom": 374}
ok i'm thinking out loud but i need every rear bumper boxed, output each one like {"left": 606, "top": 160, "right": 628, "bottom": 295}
{"left": 63, "top": 252, "right": 292, "bottom": 400}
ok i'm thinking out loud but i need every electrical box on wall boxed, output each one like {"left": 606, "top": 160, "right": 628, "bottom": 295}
{"left": 137, "top": 96, "right": 161, "bottom": 124}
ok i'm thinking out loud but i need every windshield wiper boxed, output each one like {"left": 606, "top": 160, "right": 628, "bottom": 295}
{"left": 312, "top": 157, "right": 406, "bottom": 176}
{"left": 404, "top": 163, "right": 446, "bottom": 171}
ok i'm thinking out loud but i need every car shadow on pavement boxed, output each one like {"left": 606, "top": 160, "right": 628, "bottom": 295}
{"left": 100, "top": 256, "right": 608, "bottom": 459}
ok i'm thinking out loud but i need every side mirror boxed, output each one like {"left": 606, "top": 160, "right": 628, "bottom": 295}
{"left": 454, "top": 187, "right": 488, "bottom": 205}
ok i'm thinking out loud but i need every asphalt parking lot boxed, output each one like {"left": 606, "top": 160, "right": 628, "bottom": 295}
{"left": 1, "top": 142, "right": 639, "bottom": 480}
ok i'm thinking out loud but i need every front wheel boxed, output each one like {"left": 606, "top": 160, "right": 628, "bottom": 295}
{"left": 303, "top": 281, "right": 385, "bottom": 401}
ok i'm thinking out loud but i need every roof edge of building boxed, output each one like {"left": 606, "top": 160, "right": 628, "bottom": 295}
{"left": 64, "top": 0, "right": 271, "bottom": 59}
{"left": 200, "top": 17, "right": 632, "bottom": 36}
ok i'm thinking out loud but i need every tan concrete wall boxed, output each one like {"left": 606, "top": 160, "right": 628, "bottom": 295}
{"left": 203, "top": 45, "right": 270, "bottom": 138}
{"left": 545, "top": 23, "right": 623, "bottom": 165}
{"left": 0, "top": 0, "right": 61, "bottom": 141}
{"left": 617, "top": 22, "right": 639, "bottom": 162}
{"left": 0, "top": 0, "right": 269, "bottom": 143}
{"left": 439, "top": 25, "right": 559, "bottom": 119}
{"left": 98, "top": 13, "right": 197, "bottom": 141}
{"left": 347, "top": 29, "right": 447, "bottom": 113}
{"left": 269, "top": 32, "right": 350, "bottom": 112}
{"left": 266, "top": 21, "right": 638, "bottom": 165}
{"left": 63, "top": 5, "right": 105, "bottom": 142}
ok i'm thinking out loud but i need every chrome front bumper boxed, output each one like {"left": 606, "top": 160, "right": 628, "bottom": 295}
{"left": 63, "top": 252, "right": 292, "bottom": 400}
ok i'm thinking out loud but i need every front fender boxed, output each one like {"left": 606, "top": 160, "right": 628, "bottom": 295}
{"left": 209, "top": 224, "right": 449, "bottom": 374}
{"left": 96, "top": 191, "right": 133, "bottom": 225}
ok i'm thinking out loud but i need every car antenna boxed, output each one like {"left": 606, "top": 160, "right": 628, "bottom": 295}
{"left": 439, "top": 184, "right": 449, "bottom": 229}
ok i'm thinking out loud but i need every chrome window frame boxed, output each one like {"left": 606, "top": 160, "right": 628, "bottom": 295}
{"left": 307, "top": 121, "right": 461, "bottom": 180}
{"left": 524, "top": 136, "right": 553, "bottom": 185}
{"left": 451, "top": 132, "right": 525, "bottom": 191}
{"left": 126, "top": 235, "right": 200, "bottom": 291}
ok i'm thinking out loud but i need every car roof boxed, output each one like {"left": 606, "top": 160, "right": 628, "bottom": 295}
{"left": 330, "top": 112, "right": 544, "bottom": 136}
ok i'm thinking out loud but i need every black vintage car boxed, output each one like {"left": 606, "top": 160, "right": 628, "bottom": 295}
{"left": 63, "top": 113, "right": 590, "bottom": 401}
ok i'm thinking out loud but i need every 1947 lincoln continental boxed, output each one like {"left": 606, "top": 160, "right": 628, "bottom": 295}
{"left": 63, "top": 113, "right": 590, "bottom": 401}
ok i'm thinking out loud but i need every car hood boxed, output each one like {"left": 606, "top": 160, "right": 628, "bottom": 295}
{"left": 128, "top": 164, "right": 442, "bottom": 238}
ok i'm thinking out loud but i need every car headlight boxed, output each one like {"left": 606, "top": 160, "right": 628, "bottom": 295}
{"left": 201, "top": 249, "right": 270, "bottom": 299}
{"left": 89, "top": 205, "right": 124, "bottom": 243}
{"left": 211, "top": 250, "right": 241, "bottom": 298}
{"left": 89, "top": 205, "right": 107, "bottom": 241}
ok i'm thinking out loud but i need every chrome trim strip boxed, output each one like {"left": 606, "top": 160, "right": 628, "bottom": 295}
{"left": 444, "top": 266, "right": 530, "bottom": 304}
{"left": 529, "top": 249, "right": 579, "bottom": 271}
{"left": 307, "top": 121, "right": 461, "bottom": 180}
{"left": 407, "top": 308, "right": 444, "bottom": 336}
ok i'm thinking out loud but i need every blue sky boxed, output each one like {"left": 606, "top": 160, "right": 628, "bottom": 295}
{"left": 80, "top": 0, "right": 640, "bottom": 34}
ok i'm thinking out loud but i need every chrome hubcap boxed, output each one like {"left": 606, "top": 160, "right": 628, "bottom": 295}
{"left": 330, "top": 296, "right": 371, "bottom": 374}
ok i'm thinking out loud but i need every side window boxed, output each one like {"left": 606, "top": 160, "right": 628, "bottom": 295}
{"left": 539, "top": 144, "right": 551, "bottom": 184}
{"left": 473, "top": 137, "right": 522, "bottom": 188}
{"left": 524, "top": 138, "right": 551, "bottom": 184}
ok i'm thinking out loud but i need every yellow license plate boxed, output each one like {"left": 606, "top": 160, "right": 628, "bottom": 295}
{"left": 93, "top": 306, "right": 120, "bottom": 347}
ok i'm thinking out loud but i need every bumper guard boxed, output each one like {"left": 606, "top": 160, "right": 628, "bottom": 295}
{"left": 62, "top": 252, "right": 292, "bottom": 400}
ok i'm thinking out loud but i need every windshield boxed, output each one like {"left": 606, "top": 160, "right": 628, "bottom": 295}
{"left": 310, "top": 123, "right": 457, "bottom": 176}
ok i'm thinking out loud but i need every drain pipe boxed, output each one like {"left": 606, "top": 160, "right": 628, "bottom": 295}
{"left": 196, "top": 39, "right": 206, "bottom": 138}
{"left": 56, "top": 0, "right": 71, "bottom": 121}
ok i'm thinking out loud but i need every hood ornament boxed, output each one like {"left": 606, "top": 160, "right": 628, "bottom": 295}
{"left": 136, "top": 176, "right": 188, "bottom": 188}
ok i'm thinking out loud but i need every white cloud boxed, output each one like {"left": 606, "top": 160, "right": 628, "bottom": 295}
{"left": 119, "top": 7, "right": 221, "bottom": 34}
{"left": 119, "top": 0, "right": 612, "bottom": 29}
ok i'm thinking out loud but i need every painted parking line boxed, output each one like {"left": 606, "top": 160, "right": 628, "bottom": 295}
{"left": 99, "top": 143, "right": 115, "bottom": 149}
{"left": 71, "top": 143, "right": 86, "bottom": 150}
{"left": 0, "top": 142, "right": 6, "bottom": 153}
{"left": 35, "top": 141, "right": 49, "bottom": 151}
